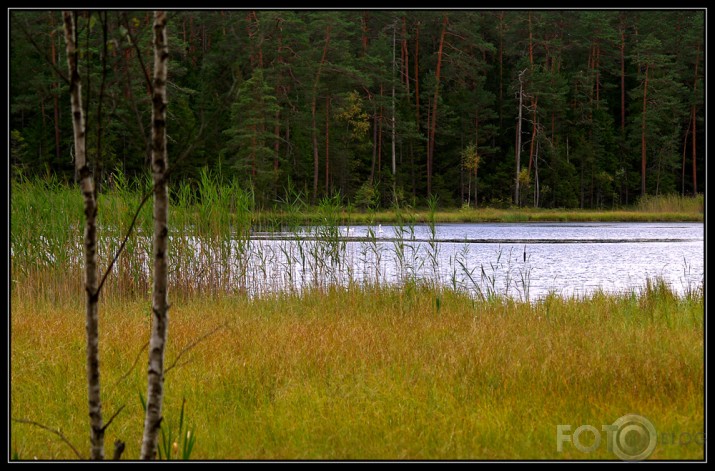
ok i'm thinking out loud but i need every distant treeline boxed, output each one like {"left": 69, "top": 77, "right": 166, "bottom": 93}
{"left": 10, "top": 10, "right": 704, "bottom": 209}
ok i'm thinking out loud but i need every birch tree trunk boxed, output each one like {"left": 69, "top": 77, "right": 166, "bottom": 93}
{"left": 63, "top": 10, "right": 105, "bottom": 461}
{"left": 141, "top": 10, "right": 170, "bottom": 460}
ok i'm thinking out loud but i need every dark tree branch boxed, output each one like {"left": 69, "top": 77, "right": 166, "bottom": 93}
{"left": 101, "top": 405, "right": 126, "bottom": 433}
{"left": 165, "top": 323, "right": 228, "bottom": 374}
{"left": 12, "top": 418, "right": 85, "bottom": 460}
{"left": 120, "top": 12, "right": 154, "bottom": 96}
{"left": 110, "top": 341, "right": 149, "bottom": 389}
{"left": 95, "top": 187, "right": 154, "bottom": 296}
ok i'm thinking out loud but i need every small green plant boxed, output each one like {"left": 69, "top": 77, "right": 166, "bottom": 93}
{"left": 354, "top": 181, "right": 380, "bottom": 210}
{"left": 140, "top": 393, "right": 196, "bottom": 460}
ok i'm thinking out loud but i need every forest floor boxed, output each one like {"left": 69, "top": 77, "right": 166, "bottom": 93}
{"left": 11, "top": 283, "right": 703, "bottom": 460}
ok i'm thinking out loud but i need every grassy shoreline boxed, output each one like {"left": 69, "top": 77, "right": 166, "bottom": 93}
{"left": 11, "top": 178, "right": 704, "bottom": 229}
{"left": 11, "top": 283, "right": 704, "bottom": 460}
{"left": 252, "top": 207, "right": 703, "bottom": 225}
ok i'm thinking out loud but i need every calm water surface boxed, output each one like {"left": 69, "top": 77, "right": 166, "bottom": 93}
{"left": 240, "top": 222, "right": 703, "bottom": 300}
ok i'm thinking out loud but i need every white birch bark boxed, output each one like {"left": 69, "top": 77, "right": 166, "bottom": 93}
{"left": 140, "top": 10, "right": 170, "bottom": 460}
{"left": 62, "top": 10, "right": 104, "bottom": 460}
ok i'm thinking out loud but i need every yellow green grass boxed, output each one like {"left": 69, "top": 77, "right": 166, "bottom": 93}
{"left": 257, "top": 205, "right": 703, "bottom": 225}
{"left": 11, "top": 283, "right": 703, "bottom": 460}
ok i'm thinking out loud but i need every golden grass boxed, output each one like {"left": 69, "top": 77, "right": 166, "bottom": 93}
{"left": 10, "top": 285, "right": 703, "bottom": 460}
{"left": 251, "top": 206, "right": 703, "bottom": 226}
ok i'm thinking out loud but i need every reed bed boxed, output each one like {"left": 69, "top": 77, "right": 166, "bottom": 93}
{"left": 11, "top": 173, "right": 702, "bottom": 304}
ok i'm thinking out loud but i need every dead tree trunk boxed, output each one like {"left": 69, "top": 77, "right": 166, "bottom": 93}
{"left": 63, "top": 10, "right": 104, "bottom": 460}
{"left": 140, "top": 10, "right": 169, "bottom": 460}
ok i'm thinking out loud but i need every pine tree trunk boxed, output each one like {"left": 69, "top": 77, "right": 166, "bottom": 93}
{"left": 620, "top": 28, "right": 625, "bottom": 134}
{"left": 50, "top": 12, "right": 62, "bottom": 164}
{"left": 255, "top": 130, "right": 258, "bottom": 182}
{"left": 412, "top": 21, "right": 420, "bottom": 195}
{"left": 426, "top": 96, "right": 431, "bottom": 190}
{"left": 378, "top": 84, "right": 383, "bottom": 180}
{"left": 361, "top": 12, "right": 369, "bottom": 56}
{"left": 391, "top": 23, "right": 397, "bottom": 179}
{"left": 527, "top": 13, "right": 537, "bottom": 176}
{"left": 474, "top": 166, "right": 478, "bottom": 207}
{"left": 63, "top": 10, "right": 104, "bottom": 460}
{"left": 498, "top": 12, "right": 504, "bottom": 130}
{"left": 515, "top": 69, "right": 526, "bottom": 206}
{"left": 534, "top": 140, "right": 539, "bottom": 208}
{"left": 641, "top": 64, "right": 649, "bottom": 197}
{"left": 414, "top": 22, "right": 420, "bottom": 130}
{"left": 370, "top": 107, "right": 377, "bottom": 184}
{"left": 595, "top": 43, "right": 600, "bottom": 106}
{"left": 312, "top": 25, "right": 331, "bottom": 202}
{"left": 325, "top": 94, "right": 330, "bottom": 195}
{"left": 691, "top": 43, "right": 700, "bottom": 195}
{"left": 274, "top": 110, "right": 280, "bottom": 191}
{"left": 427, "top": 15, "right": 448, "bottom": 197}
{"left": 475, "top": 113, "right": 479, "bottom": 206}
{"left": 402, "top": 16, "right": 409, "bottom": 96}
{"left": 141, "top": 10, "right": 169, "bottom": 460}
{"left": 691, "top": 108, "right": 697, "bottom": 195}
{"left": 681, "top": 109, "right": 691, "bottom": 196}
{"left": 274, "top": 22, "right": 283, "bottom": 193}
{"left": 40, "top": 98, "right": 46, "bottom": 159}
{"left": 528, "top": 97, "right": 538, "bottom": 174}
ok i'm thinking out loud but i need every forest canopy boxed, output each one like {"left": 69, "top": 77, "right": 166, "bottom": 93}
{"left": 9, "top": 9, "right": 705, "bottom": 209}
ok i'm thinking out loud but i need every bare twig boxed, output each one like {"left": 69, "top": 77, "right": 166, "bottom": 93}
{"left": 101, "top": 405, "right": 126, "bottom": 433}
{"left": 120, "top": 12, "right": 153, "bottom": 96}
{"left": 95, "top": 188, "right": 154, "bottom": 296}
{"left": 165, "top": 323, "right": 227, "bottom": 374}
{"left": 12, "top": 418, "right": 85, "bottom": 460}
{"left": 110, "top": 341, "right": 149, "bottom": 389}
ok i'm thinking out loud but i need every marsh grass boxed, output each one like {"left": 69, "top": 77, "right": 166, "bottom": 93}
{"left": 10, "top": 175, "right": 704, "bottom": 459}
{"left": 10, "top": 283, "right": 703, "bottom": 460}
{"left": 637, "top": 193, "right": 704, "bottom": 214}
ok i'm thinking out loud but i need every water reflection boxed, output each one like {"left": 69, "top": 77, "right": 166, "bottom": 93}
{"left": 173, "top": 222, "right": 703, "bottom": 301}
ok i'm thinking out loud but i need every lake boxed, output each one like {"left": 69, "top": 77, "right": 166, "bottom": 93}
{"left": 190, "top": 221, "right": 704, "bottom": 301}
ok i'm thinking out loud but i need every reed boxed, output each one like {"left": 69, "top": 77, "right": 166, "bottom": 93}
{"left": 10, "top": 175, "right": 703, "bottom": 304}
{"left": 636, "top": 193, "right": 704, "bottom": 214}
